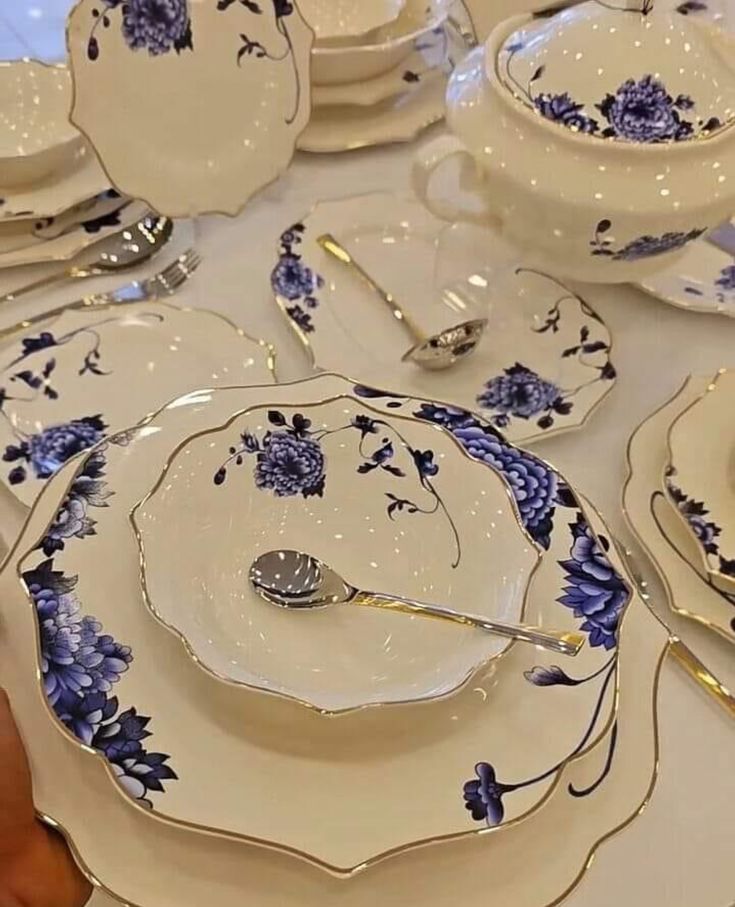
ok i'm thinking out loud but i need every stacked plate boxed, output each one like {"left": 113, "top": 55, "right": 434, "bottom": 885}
{"left": 0, "top": 60, "right": 141, "bottom": 269}
{"left": 625, "top": 370, "right": 735, "bottom": 642}
{"left": 298, "top": 0, "right": 471, "bottom": 152}
{"left": 0, "top": 363, "right": 671, "bottom": 904}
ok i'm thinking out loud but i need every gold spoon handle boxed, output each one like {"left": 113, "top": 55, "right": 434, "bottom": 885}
{"left": 668, "top": 638, "right": 735, "bottom": 719}
{"left": 0, "top": 267, "right": 84, "bottom": 305}
{"left": 351, "top": 592, "right": 585, "bottom": 657}
{"left": 317, "top": 233, "right": 426, "bottom": 345}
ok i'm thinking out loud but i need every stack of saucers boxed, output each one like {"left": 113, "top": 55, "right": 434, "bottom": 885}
{"left": 298, "top": 0, "right": 472, "bottom": 152}
{"left": 0, "top": 60, "right": 140, "bottom": 270}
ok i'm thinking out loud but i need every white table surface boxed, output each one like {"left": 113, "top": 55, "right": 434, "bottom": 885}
{"left": 1, "top": 5, "right": 734, "bottom": 907}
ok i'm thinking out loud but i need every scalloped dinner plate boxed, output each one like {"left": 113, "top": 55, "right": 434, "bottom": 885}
{"left": 14, "top": 373, "right": 632, "bottom": 871}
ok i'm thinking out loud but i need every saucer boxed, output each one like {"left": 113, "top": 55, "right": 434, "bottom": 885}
{"left": 67, "top": 0, "right": 313, "bottom": 216}
{"left": 297, "top": 76, "right": 446, "bottom": 152}
{"left": 637, "top": 225, "right": 735, "bottom": 317}
{"left": 0, "top": 301, "right": 275, "bottom": 506}
{"left": 16, "top": 373, "right": 631, "bottom": 869}
{"left": 271, "top": 196, "right": 615, "bottom": 442}
{"left": 624, "top": 373, "right": 735, "bottom": 641}
{"left": 133, "top": 396, "right": 538, "bottom": 713}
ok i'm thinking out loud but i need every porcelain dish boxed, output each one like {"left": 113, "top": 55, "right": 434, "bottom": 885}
{"left": 0, "top": 194, "right": 138, "bottom": 269}
{"left": 637, "top": 223, "right": 735, "bottom": 316}
{"left": 0, "top": 300, "right": 275, "bottom": 506}
{"left": 301, "top": 0, "right": 405, "bottom": 42}
{"left": 272, "top": 194, "right": 615, "bottom": 442}
{"left": 665, "top": 369, "right": 735, "bottom": 594}
{"left": 66, "top": 0, "right": 313, "bottom": 217}
{"left": 413, "top": 4, "right": 735, "bottom": 284}
{"left": 133, "top": 396, "right": 538, "bottom": 713}
{"left": 0, "top": 61, "right": 82, "bottom": 188}
{"left": 14, "top": 373, "right": 633, "bottom": 870}
{"left": 624, "top": 373, "right": 735, "bottom": 642}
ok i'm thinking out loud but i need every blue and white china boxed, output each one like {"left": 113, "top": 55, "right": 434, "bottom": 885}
{"left": 413, "top": 1, "right": 735, "bottom": 283}
{"left": 0, "top": 192, "right": 136, "bottom": 269}
{"left": 638, "top": 222, "right": 735, "bottom": 316}
{"left": 664, "top": 369, "right": 735, "bottom": 596}
{"left": 0, "top": 301, "right": 275, "bottom": 506}
{"left": 134, "top": 395, "right": 539, "bottom": 713}
{"left": 66, "top": 0, "right": 314, "bottom": 217}
{"left": 625, "top": 373, "right": 735, "bottom": 641}
{"left": 271, "top": 195, "right": 615, "bottom": 442}
{"left": 13, "top": 373, "right": 642, "bottom": 871}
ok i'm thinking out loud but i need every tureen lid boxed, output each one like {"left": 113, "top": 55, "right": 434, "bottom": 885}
{"left": 494, "top": 0, "right": 735, "bottom": 144}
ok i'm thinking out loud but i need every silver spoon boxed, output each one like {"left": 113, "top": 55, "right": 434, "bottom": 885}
{"left": 0, "top": 213, "right": 174, "bottom": 304}
{"left": 249, "top": 549, "right": 584, "bottom": 657}
{"left": 317, "top": 233, "right": 488, "bottom": 371}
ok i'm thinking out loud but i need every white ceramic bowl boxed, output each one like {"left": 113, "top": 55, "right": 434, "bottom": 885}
{"left": 301, "top": 0, "right": 405, "bottom": 43}
{"left": 0, "top": 62, "right": 82, "bottom": 189}
{"left": 312, "top": 0, "right": 449, "bottom": 85}
{"left": 134, "top": 395, "right": 537, "bottom": 714}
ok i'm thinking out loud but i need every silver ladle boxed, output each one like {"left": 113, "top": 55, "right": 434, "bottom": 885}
{"left": 317, "top": 233, "right": 488, "bottom": 371}
{"left": 249, "top": 549, "right": 584, "bottom": 657}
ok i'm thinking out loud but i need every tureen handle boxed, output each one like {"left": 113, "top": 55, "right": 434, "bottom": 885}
{"left": 412, "top": 135, "right": 497, "bottom": 227}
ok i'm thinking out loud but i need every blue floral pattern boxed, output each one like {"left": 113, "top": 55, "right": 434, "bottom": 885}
{"left": 3, "top": 416, "right": 107, "bottom": 486}
{"left": 214, "top": 407, "right": 462, "bottom": 566}
{"left": 715, "top": 265, "right": 735, "bottom": 292}
{"left": 666, "top": 476, "right": 735, "bottom": 579}
{"left": 23, "top": 446, "right": 177, "bottom": 805}
{"left": 590, "top": 219, "right": 706, "bottom": 261}
{"left": 271, "top": 223, "right": 324, "bottom": 334}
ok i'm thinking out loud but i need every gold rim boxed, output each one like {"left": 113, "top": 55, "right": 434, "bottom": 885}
{"left": 129, "top": 390, "right": 545, "bottom": 716}
{"left": 622, "top": 373, "right": 735, "bottom": 644}
{"left": 64, "top": 0, "right": 316, "bottom": 219}
{"left": 33, "top": 639, "right": 667, "bottom": 907}
{"left": 9, "top": 372, "right": 634, "bottom": 877}
{"left": 271, "top": 193, "right": 616, "bottom": 443}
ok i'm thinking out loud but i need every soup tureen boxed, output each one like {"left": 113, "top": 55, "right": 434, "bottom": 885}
{"left": 414, "top": 0, "right": 735, "bottom": 283}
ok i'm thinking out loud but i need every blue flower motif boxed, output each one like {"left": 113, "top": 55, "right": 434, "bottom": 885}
{"left": 413, "top": 408, "right": 558, "bottom": 549}
{"left": 271, "top": 254, "right": 322, "bottom": 302}
{"left": 598, "top": 75, "right": 694, "bottom": 143}
{"left": 3, "top": 415, "right": 107, "bottom": 485}
{"left": 477, "top": 364, "right": 562, "bottom": 422}
{"left": 463, "top": 762, "right": 514, "bottom": 826}
{"left": 21, "top": 331, "right": 57, "bottom": 357}
{"left": 611, "top": 229, "right": 705, "bottom": 261}
{"left": 534, "top": 92, "right": 599, "bottom": 134}
{"left": 557, "top": 515, "right": 628, "bottom": 650}
{"left": 412, "top": 448, "right": 438, "bottom": 478}
{"left": 523, "top": 664, "right": 579, "bottom": 687}
{"left": 254, "top": 431, "right": 325, "bottom": 498}
{"left": 122, "top": 0, "right": 192, "bottom": 56}
{"left": 715, "top": 265, "right": 735, "bottom": 292}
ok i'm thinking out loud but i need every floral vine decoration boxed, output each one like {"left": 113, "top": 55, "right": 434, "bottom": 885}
{"left": 590, "top": 219, "right": 706, "bottom": 261}
{"left": 271, "top": 223, "right": 324, "bottom": 334}
{"left": 213, "top": 408, "right": 462, "bottom": 566}
{"left": 665, "top": 472, "right": 735, "bottom": 579}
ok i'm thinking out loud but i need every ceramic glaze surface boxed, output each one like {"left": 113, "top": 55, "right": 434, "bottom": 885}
{"left": 300, "top": 0, "right": 404, "bottom": 41}
{"left": 135, "top": 396, "right": 537, "bottom": 712}
{"left": 66, "top": 0, "right": 313, "bottom": 216}
{"left": 0, "top": 62, "right": 82, "bottom": 188}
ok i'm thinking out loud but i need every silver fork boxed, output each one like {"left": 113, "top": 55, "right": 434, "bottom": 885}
{"left": 0, "top": 249, "right": 202, "bottom": 341}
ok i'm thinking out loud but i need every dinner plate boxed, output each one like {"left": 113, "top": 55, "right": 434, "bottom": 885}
{"left": 15, "top": 373, "right": 629, "bottom": 871}
{"left": 0, "top": 195, "right": 138, "bottom": 269}
{"left": 297, "top": 76, "right": 447, "bottom": 152}
{"left": 312, "top": 25, "right": 448, "bottom": 107}
{"left": 624, "top": 374, "right": 735, "bottom": 641}
{"left": 0, "top": 143, "right": 109, "bottom": 222}
{"left": 0, "top": 301, "right": 276, "bottom": 506}
{"left": 272, "top": 195, "right": 615, "bottom": 442}
{"left": 1, "top": 467, "right": 668, "bottom": 905}
{"left": 637, "top": 225, "right": 735, "bottom": 317}
{"left": 665, "top": 370, "right": 735, "bottom": 594}
{"left": 133, "top": 396, "right": 538, "bottom": 713}
{"left": 67, "top": 0, "right": 313, "bottom": 217}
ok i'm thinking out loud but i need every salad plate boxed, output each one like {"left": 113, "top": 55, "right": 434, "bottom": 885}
{"left": 272, "top": 195, "right": 615, "bottom": 442}
{"left": 0, "top": 194, "right": 137, "bottom": 269}
{"left": 0, "top": 301, "right": 276, "bottom": 506}
{"left": 0, "top": 453, "right": 668, "bottom": 903}
{"left": 133, "top": 396, "right": 538, "bottom": 713}
{"left": 624, "top": 374, "right": 735, "bottom": 642}
{"left": 15, "top": 373, "right": 630, "bottom": 871}
{"left": 0, "top": 143, "right": 109, "bottom": 222}
{"left": 311, "top": 26, "right": 448, "bottom": 108}
{"left": 66, "top": 0, "right": 313, "bottom": 217}
{"left": 297, "top": 77, "right": 446, "bottom": 152}
{"left": 665, "top": 370, "right": 735, "bottom": 595}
